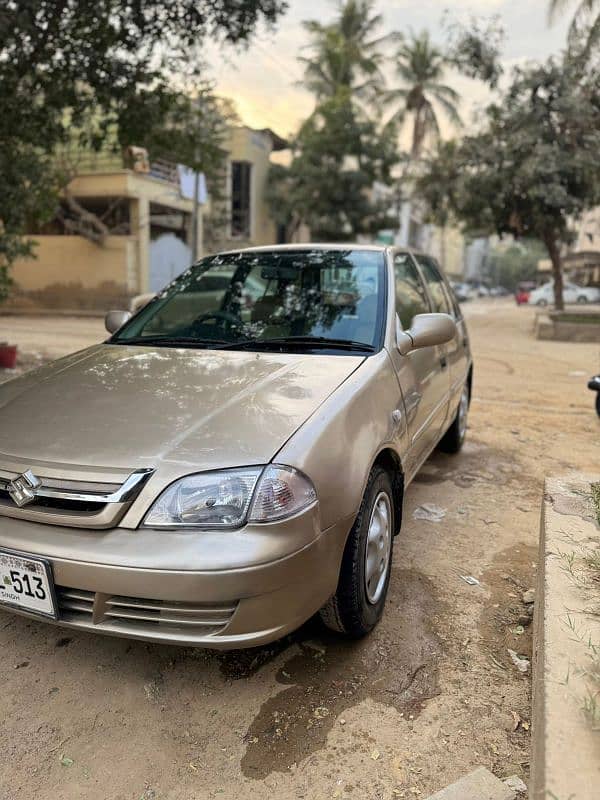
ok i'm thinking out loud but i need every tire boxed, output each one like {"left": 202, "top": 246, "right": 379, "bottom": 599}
{"left": 438, "top": 382, "right": 470, "bottom": 454}
{"left": 577, "top": 296, "right": 588, "bottom": 304}
{"left": 319, "top": 466, "right": 395, "bottom": 637}
{"left": 596, "top": 392, "right": 600, "bottom": 418}
{"left": 536, "top": 299, "right": 547, "bottom": 307}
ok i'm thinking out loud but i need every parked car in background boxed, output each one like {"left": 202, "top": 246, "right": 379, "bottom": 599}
{"left": 528, "top": 281, "right": 600, "bottom": 306}
{"left": 515, "top": 281, "right": 537, "bottom": 305}
{"left": 489, "top": 286, "right": 510, "bottom": 297}
{"left": 0, "top": 245, "right": 472, "bottom": 649}
{"left": 451, "top": 282, "right": 475, "bottom": 302}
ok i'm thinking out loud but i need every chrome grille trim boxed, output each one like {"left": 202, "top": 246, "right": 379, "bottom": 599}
{"left": 0, "top": 468, "right": 153, "bottom": 504}
{"left": 0, "top": 468, "right": 154, "bottom": 528}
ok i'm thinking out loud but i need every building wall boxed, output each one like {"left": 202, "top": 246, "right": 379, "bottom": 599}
{"left": 574, "top": 207, "right": 600, "bottom": 252}
{"left": 9, "top": 169, "right": 201, "bottom": 310}
{"left": 11, "top": 235, "right": 136, "bottom": 310}
{"left": 227, "top": 127, "right": 278, "bottom": 247}
{"left": 425, "top": 226, "right": 465, "bottom": 278}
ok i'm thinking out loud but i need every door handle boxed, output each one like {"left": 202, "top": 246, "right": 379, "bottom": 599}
{"left": 440, "top": 356, "right": 448, "bottom": 369}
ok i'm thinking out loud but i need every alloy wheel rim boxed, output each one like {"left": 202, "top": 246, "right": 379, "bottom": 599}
{"left": 364, "top": 491, "right": 392, "bottom": 604}
{"left": 458, "top": 385, "right": 469, "bottom": 441}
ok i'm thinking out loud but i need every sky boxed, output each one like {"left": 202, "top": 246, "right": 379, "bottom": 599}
{"left": 204, "top": 0, "right": 572, "bottom": 144}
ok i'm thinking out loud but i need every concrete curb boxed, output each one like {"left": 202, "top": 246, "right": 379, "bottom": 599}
{"left": 424, "top": 767, "right": 515, "bottom": 800}
{"left": 531, "top": 475, "right": 600, "bottom": 800}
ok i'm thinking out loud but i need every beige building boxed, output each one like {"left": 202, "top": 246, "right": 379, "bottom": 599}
{"left": 424, "top": 226, "right": 465, "bottom": 279}
{"left": 537, "top": 207, "right": 600, "bottom": 287}
{"left": 212, "top": 125, "right": 309, "bottom": 252}
{"left": 11, "top": 157, "right": 202, "bottom": 310}
{"left": 10, "top": 124, "right": 304, "bottom": 311}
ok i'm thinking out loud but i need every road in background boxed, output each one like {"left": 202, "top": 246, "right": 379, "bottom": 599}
{"left": 0, "top": 315, "right": 106, "bottom": 360}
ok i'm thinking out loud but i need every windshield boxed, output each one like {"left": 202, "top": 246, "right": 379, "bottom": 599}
{"left": 112, "top": 249, "right": 386, "bottom": 352}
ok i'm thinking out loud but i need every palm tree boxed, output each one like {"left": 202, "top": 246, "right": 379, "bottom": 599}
{"left": 549, "top": 0, "right": 600, "bottom": 53}
{"left": 388, "top": 31, "right": 462, "bottom": 161}
{"left": 299, "top": 0, "right": 395, "bottom": 101}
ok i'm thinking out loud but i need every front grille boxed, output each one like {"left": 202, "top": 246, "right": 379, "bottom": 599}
{"left": 56, "top": 585, "right": 237, "bottom": 637}
{"left": 56, "top": 586, "right": 95, "bottom": 618}
{"left": 0, "top": 488, "right": 106, "bottom": 516}
{"left": 0, "top": 467, "right": 154, "bottom": 528}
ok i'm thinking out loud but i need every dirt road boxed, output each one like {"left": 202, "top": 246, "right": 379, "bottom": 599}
{"left": 0, "top": 301, "right": 598, "bottom": 799}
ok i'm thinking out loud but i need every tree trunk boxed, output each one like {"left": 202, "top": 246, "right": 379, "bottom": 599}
{"left": 544, "top": 233, "right": 564, "bottom": 311}
{"left": 411, "top": 106, "right": 425, "bottom": 160}
{"left": 440, "top": 224, "right": 447, "bottom": 270}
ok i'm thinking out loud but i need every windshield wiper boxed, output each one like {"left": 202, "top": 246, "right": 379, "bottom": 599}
{"left": 111, "top": 336, "right": 229, "bottom": 348}
{"left": 216, "top": 336, "right": 375, "bottom": 352}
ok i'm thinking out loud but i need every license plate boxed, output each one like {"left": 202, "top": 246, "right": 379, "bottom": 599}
{"left": 0, "top": 550, "right": 56, "bottom": 618}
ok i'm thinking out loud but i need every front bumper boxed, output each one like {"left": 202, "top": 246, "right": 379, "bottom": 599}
{"left": 0, "top": 508, "right": 352, "bottom": 648}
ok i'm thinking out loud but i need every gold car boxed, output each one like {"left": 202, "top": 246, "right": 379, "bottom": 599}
{"left": 0, "top": 246, "right": 471, "bottom": 648}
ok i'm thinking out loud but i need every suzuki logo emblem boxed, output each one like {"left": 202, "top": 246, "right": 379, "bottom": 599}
{"left": 7, "top": 470, "right": 42, "bottom": 508}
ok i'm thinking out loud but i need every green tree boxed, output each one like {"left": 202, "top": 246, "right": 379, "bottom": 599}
{"left": 488, "top": 241, "right": 547, "bottom": 292}
{"left": 0, "top": 0, "right": 287, "bottom": 299}
{"left": 415, "top": 140, "right": 461, "bottom": 269}
{"left": 270, "top": 91, "right": 398, "bottom": 241}
{"left": 299, "top": 0, "right": 394, "bottom": 101}
{"left": 388, "top": 19, "right": 503, "bottom": 247}
{"left": 549, "top": 0, "right": 600, "bottom": 54}
{"left": 269, "top": 1, "right": 399, "bottom": 241}
{"left": 419, "top": 55, "right": 600, "bottom": 309}
{"left": 388, "top": 31, "right": 462, "bottom": 160}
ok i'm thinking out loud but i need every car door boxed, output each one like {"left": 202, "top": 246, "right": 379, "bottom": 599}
{"left": 388, "top": 251, "right": 450, "bottom": 476}
{"left": 563, "top": 283, "right": 576, "bottom": 303}
{"left": 414, "top": 254, "right": 469, "bottom": 425}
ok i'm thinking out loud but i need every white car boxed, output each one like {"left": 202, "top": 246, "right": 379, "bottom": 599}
{"left": 529, "top": 281, "right": 600, "bottom": 306}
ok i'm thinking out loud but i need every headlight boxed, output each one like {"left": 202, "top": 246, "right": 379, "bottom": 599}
{"left": 248, "top": 465, "right": 317, "bottom": 523}
{"left": 143, "top": 465, "right": 317, "bottom": 529}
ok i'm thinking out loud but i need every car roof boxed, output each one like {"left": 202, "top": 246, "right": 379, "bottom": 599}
{"left": 220, "top": 243, "right": 392, "bottom": 255}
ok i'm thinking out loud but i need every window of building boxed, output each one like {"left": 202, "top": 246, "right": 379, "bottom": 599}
{"left": 231, "top": 161, "right": 251, "bottom": 238}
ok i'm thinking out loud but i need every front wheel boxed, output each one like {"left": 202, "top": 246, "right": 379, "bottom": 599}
{"left": 319, "top": 466, "right": 394, "bottom": 637}
{"left": 596, "top": 393, "right": 600, "bottom": 418}
{"left": 536, "top": 299, "right": 548, "bottom": 307}
{"left": 577, "top": 296, "right": 588, "bottom": 304}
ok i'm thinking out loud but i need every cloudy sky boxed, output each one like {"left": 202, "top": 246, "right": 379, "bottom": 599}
{"left": 204, "top": 0, "right": 572, "bottom": 142}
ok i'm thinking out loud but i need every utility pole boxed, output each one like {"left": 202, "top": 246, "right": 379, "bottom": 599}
{"left": 191, "top": 170, "right": 200, "bottom": 262}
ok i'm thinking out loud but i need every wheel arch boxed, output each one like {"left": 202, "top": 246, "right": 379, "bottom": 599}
{"left": 467, "top": 363, "right": 474, "bottom": 405}
{"left": 371, "top": 447, "right": 404, "bottom": 536}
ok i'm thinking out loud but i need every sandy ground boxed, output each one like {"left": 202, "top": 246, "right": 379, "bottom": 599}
{"left": 0, "top": 300, "right": 598, "bottom": 800}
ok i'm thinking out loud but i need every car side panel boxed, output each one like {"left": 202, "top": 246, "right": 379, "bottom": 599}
{"left": 409, "top": 252, "right": 471, "bottom": 423}
{"left": 386, "top": 344, "right": 447, "bottom": 477}
{"left": 274, "top": 350, "right": 408, "bottom": 533}
{"left": 442, "top": 285, "right": 471, "bottom": 417}
{"left": 390, "top": 251, "right": 451, "bottom": 468}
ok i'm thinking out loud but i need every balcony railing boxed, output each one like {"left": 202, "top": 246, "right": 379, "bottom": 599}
{"left": 59, "top": 148, "right": 180, "bottom": 186}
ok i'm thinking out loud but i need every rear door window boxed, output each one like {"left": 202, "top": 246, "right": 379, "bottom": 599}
{"left": 414, "top": 255, "right": 452, "bottom": 315}
{"left": 394, "top": 253, "right": 431, "bottom": 329}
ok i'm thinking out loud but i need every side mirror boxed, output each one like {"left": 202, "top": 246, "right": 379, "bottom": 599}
{"left": 397, "top": 313, "right": 456, "bottom": 356}
{"left": 105, "top": 310, "right": 132, "bottom": 334}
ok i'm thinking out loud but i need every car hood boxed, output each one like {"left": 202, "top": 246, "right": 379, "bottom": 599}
{"left": 0, "top": 345, "right": 364, "bottom": 472}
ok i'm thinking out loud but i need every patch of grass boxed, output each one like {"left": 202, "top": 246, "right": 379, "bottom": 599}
{"left": 551, "top": 312, "right": 600, "bottom": 324}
